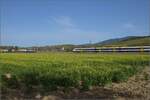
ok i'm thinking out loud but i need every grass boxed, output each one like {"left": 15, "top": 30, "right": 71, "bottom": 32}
{"left": 0, "top": 52, "right": 149, "bottom": 92}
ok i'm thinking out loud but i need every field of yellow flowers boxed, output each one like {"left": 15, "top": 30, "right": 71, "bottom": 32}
{"left": 0, "top": 52, "right": 149, "bottom": 91}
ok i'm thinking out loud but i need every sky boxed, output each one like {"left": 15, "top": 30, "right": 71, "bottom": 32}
{"left": 0, "top": 0, "right": 150, "bottom": 46}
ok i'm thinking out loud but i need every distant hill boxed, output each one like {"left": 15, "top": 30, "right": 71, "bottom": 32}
{"left": 1, "top": 35, "right": 149, "bottom": 51}
{"left": 94, "top": 36, "right": 150, "bottom": 47}
{"left": 33, "top": 35, "right": 150, "bottom": 51}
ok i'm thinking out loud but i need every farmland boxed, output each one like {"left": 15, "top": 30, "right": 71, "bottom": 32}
{"left": 0, "top": 52, "right": 150, "bottom": 99}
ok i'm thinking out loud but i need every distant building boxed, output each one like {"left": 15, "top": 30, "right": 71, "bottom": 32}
{"left": 0, "top": 49, "right": 9, "bottom": 53}
{"left": 11, "top": 49, "right": 15, "bottom": 52}
{"left": 17, "top": 49, "right": 36, "bottom": 53}
{"left": 0, "top": 48, "right": 36, "bottom": 53}
{"left": 61, "top": 47, "right": 65, "bottom": 51}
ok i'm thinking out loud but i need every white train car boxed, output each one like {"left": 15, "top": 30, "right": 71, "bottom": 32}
{"left": 73, "top": 46, "right": 150, "bottom": 52}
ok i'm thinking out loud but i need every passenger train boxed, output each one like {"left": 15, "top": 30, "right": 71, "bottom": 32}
{"left": 73, "top": 46, "right": 150, "bottom": 52}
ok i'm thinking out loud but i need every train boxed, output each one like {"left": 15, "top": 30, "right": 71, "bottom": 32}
{"left": 73, "top": 46, "right": 150, "bottom": 52}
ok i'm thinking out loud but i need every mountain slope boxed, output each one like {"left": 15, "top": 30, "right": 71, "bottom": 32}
{"left": 91, "top": 36, "right": 150, "bottom": 47}
{"left": 36, "top": 36, "right": 150, "bottom": 51}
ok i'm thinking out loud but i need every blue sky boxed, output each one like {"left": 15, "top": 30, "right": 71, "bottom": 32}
{"left": 1, "top": 0, "right": 150, "bottom": 46}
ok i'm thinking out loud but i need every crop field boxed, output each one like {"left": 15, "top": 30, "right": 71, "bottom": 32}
{"left": 0, "top": 52, "right": 150, "bottom": 93}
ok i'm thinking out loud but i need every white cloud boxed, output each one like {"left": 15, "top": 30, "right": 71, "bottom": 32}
{"left": 123, "top": 23, "right": 135, "bottom": 29}
{"left": 52, "top": 16, "right": 84, "bottom": 33}
{"left": 49, "top": 16, "right": 109, "bottom": 43}
{"left": 53, "top": 16, "right": 74, "bottom": 28}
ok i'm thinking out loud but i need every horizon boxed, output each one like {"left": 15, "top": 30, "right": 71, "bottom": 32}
{"left": 1, "top": 0, "right": 150, "bottom": 46}
{"left": 1, "top": 35, "right": 149, "bottom": 47}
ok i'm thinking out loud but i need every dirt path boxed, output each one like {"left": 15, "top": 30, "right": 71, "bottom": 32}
{"left": 110, "top": 67, "right": 150, "bottom": 99}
